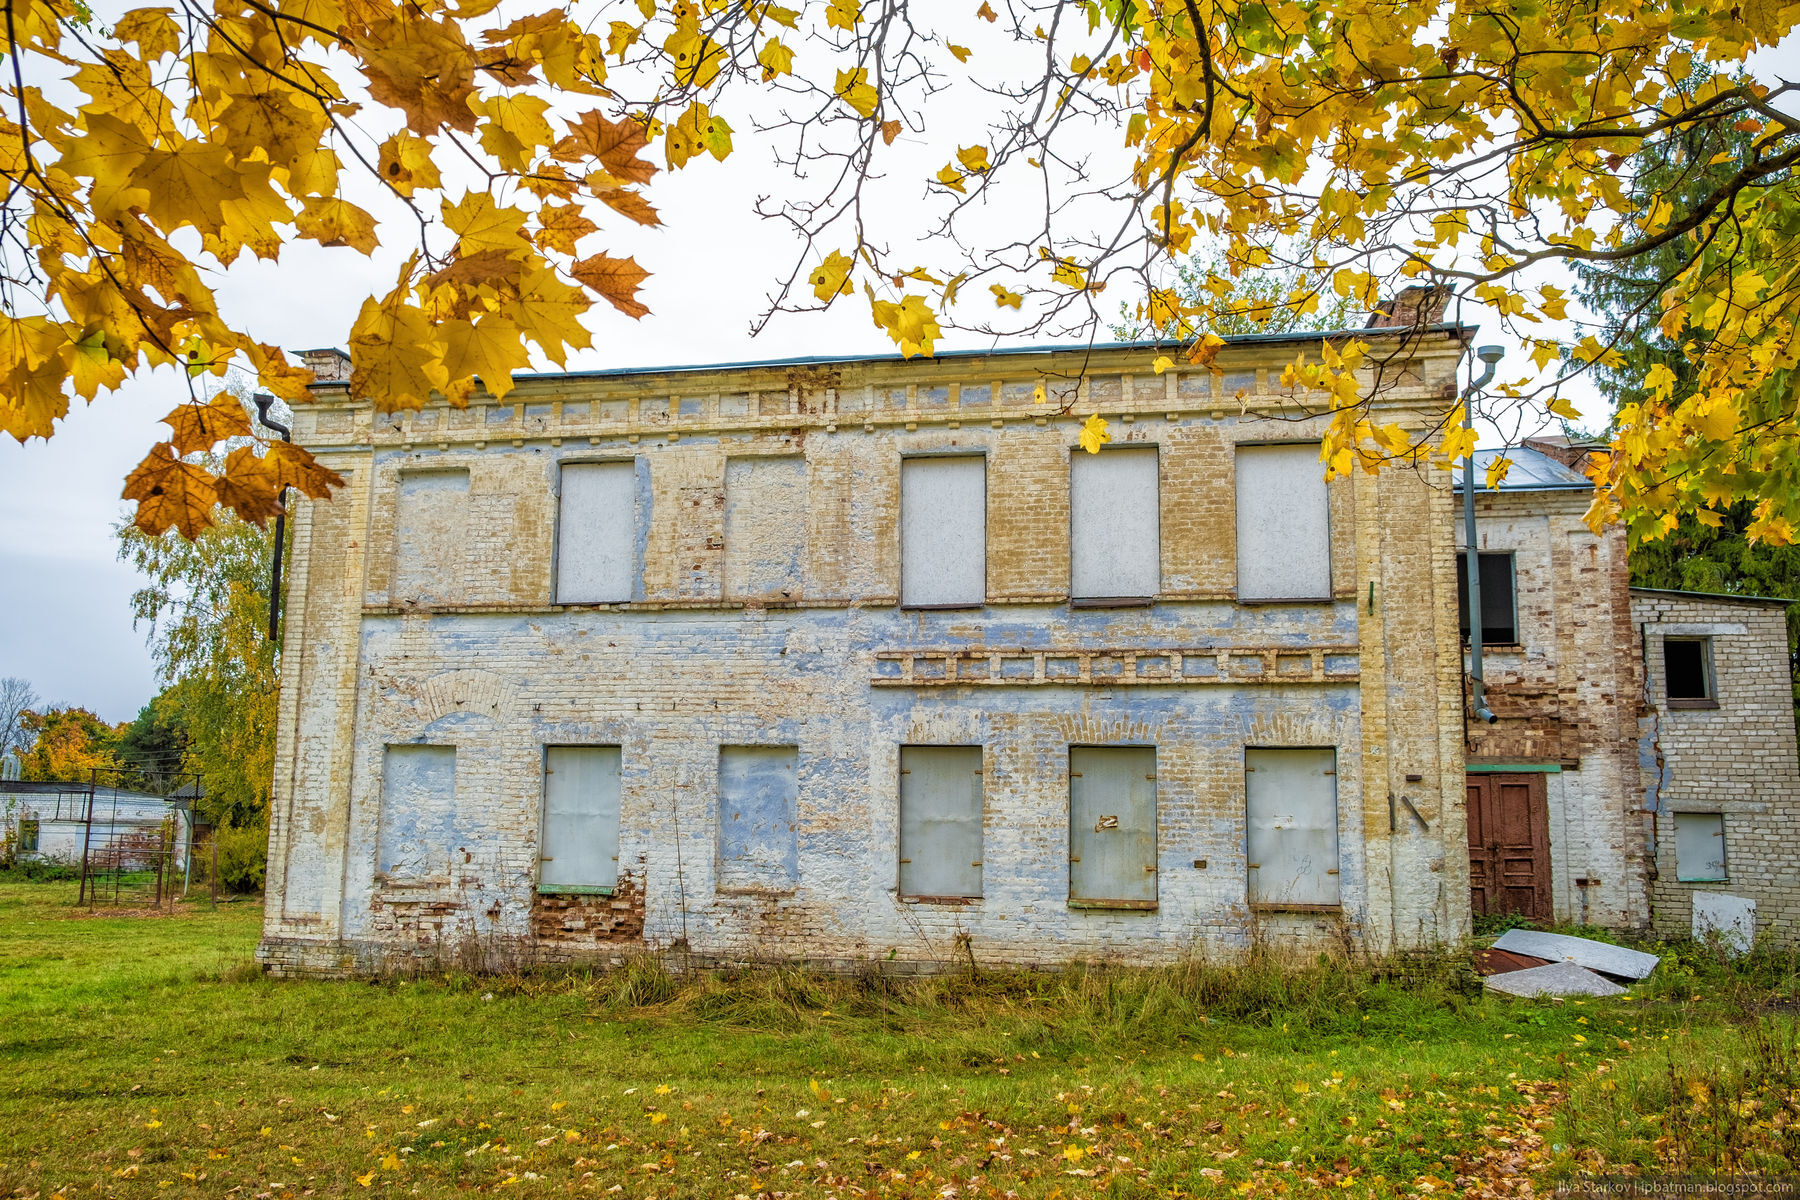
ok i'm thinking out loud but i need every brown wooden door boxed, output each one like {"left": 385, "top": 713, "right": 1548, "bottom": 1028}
{"left": 1466, "top": 773, "right": 1551, "bottom": 920}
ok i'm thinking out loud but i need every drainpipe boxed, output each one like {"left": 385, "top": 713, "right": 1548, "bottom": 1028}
{"left": 252, "top": 394, "right": 291, "bottom": 642}
{"left": 1463, "top": 346, "right": 1505, "bottom": 725}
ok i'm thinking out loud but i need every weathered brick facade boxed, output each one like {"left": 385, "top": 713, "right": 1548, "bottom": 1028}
{"left": 258, "top": 335, "right": 1480, "bottom": 977}
{"left": 1632, "top": 590, "right": 1800, "bottom": 945}
{"left": 1457, "top": 474, "right": 1649, "bottom": 928}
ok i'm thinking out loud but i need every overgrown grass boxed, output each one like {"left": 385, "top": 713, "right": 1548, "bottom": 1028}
{"left": 1, "top": 879, "right": 1795, "bottom": 1198}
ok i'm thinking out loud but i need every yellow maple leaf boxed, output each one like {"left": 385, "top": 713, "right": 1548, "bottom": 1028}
{"left": 355, "top": 1171, "right": 375, "bottom": 1187}
{"left": 758, "top": 38, "right": 794, "bottom": 79}
{"left": 809, "top": 250, "right": 854, "bottom": 303}
{"left": 867, "top": 290, "right": 940, "bottom": 357}
{"left": 1152, "top": 355, "right": 1174, "bottom": 374}
{"left": 826, "top": 0, "right": 859, "bottom": 29}
{"left": 1078, "top": 413, "right": 1110, "bottom": 454}
{"left": 1545, "top": 394, "right": 1581, "bottom": 421}
{"left": 442, "top": 192, "right": 530, "bottom": 258}
{"left": 948, "top": 43, "right": 972, "bottom": 63}
{"left": 835, "top": 68, "right": 879, "bottom": 118}
{"left": 991, "top": 284, "right": 1022, "bottom": 309}
{"left": 936, "top": 164, "right": 967, "bottom": 194}
{"left": 976, "top": 0, "right": 997, "bottom": 19}
{"left": 956, "top": 144, "right": 990, "bottom": 174}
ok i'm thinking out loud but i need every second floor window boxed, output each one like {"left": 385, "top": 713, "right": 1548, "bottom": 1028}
{"left": 1071, "top": 446, "right": 1159, "bottom": 603}
{"left": 1235, "top": 443, "right": 1331, "bottom": 601}
{"left": 900, "top": 455, "right": 986, "bottom": 607}
{"left": 1664, "top": 637, "right": 1716, "bottom": 705}
{"left": 1456, "top": 552, "right": 1518, "bottom": 645}
{"left": 557, "top": 461, "right": 637, "bottom": 604}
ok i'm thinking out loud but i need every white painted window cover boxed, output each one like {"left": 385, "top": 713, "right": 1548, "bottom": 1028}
{"left": 898, "top": 745, "right": 984, "bottom": 900}
{"left": 1071, "top": 447, "right": 1160, "bottom": 602}
{"left": 557, "top": 461, "right": 637, "bottom": 604}
{"left": 1673, "top": 811, "right": 1728, "bottom": 883}
{"left": 901, "top": 455, "right": 986, "bottom": 608}
{"left": 540, "top": 746, "right": 622, "bottom": 894}
{"left": 1235, "top": 443, "right": 1331, "bottom": 601}
{"left": 1245, "top": 746, "right": 1340, "bottom": 909}
{"left": 1068, "top": 746, "right": 1158, "bottom": 908}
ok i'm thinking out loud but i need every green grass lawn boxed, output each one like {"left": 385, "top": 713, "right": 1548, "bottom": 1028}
{"left": 2, "top": 879, "right": 1796, "bottom": 1199}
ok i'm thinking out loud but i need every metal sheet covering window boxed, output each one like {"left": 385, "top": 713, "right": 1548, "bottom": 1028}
{"left": 716, "top": 746, "right": 800, "bottom": 893}
{"left": 898, "top": 746, "right": 984, "bottom": 899}
{"left": 376, "top": 744, "right": 457, "bottom": 881}
{"left": 539, "top": 746, "right": 622, "bottom": 893}
{"left": 393, "top": 469, "right": 470, "bottom": 604}
{"left": 1674, "top": 811, "right": 1728, "bottom": 882}
{"left": 725, "top": 457, "right": 808, "bottom": 600}
{"left": 1235, "top": 444, "right": 1331, "bottom": 601}
{"left": 1068, "top": 746, "right": 1157, "bottom": 908}
{"left": 1071, "top": 447, "right": 1159, "bottom": 602}
{"left": 1245, "top": 747, "right": 1340, "bottom": 908}
{"left": 900, "top": 456, "right": 986, "bottom": 607}
{"left": 557, "top": 461, "right": 637, "bottom": 603}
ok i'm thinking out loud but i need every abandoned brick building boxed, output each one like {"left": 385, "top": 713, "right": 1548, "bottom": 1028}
{"left": 1457, "top": 438, "right": 1800, "bottom": 948}
{"left": 258, "top": 332, "right": 1800, "bottom": 977}
{"left": 258, "top": 329, "right": 1489, "bottom": 976}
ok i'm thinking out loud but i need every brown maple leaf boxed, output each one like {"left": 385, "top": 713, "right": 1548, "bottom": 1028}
{"left": 212, "top": 444, "right": 285, "bottom": 526}
{"left": 123, "top": 442, "right": 218, "bottom": 537}
{"left": 162, "top": 395, "right": 252, "bottom": 457}
{"left": 572, "top": 253, "right": 650, "bottom": 318}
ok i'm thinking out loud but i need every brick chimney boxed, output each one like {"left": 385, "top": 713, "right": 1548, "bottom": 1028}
{"left": 298, "top": 347, "right": 352, "bottom": 383}
{"left": 1366, "top": 284, "right": 1451, "bottom": 329}
{"left": 1523, "top": 435, "right": 1606, "bottom": 475}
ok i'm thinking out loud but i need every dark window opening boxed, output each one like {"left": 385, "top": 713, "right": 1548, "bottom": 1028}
{"left": 1456, "top": 552, "right": 1517, "bottom": 645}
{"left": 1664, "top": 638, "right": 1714, "bottom": 703}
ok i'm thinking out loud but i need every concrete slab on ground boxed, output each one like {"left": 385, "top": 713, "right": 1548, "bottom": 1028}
{"left": 1491, "top": 930, "right": 1659, "bottom": 980}
{"left": 1483, "top": 962, "right": 1627, "bottom": 998}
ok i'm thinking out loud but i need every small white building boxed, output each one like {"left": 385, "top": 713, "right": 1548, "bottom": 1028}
{"left": 2, "top": 780, "right": 191, "bottom": 871}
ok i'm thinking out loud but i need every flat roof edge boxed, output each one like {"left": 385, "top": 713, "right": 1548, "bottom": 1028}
{"left": 1629, "top": 586, "right": 1797, "bottom": 608}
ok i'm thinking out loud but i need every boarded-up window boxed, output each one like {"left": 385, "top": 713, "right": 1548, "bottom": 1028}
{"left": 1069, "top": 746, "right": 1157, "bottom": 907}
{"left": 1674, "top": 811, "right": 1727, "bottom": 882}
{"left": 901, "top": 456, "right": 985, "bottom": 607}
{"left": 717, "top": 746, "right": 799, "bottom": 892}
{"left": 898, "top": 746, "right": 983, "bottom": 899}
{"left": 540, "top": 746, "right": 622, "bottom": 893}
{"left": 725, "top": 457, "right": 807, "bottom": 599}
{"left": 1245, "top": 747, "right": 1339, "bottom": 908}
{"left": 1456, "top": 552, "right": 1518, "bottom": 644}
{"left": 1236, "top": 444, "right": 1330, "bottom": 600}
{"left": 377, "top": 744, "right": 456, "bottom": 880}
{"left": 1071, "top": 447, "right": 1159, "bottom": 601}
{"left": 394, "top": 469, "right": 470, "bottom": 604}
{"left": 557, "top": 461, "right": 637, "bottom": 603}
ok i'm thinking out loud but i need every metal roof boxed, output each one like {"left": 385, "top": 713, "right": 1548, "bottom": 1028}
{"left": 1454, "top": 446, "right": 1590, "bottom": 491}
{"left": 511, "top": 324, "right": 1471, "bottom": 383}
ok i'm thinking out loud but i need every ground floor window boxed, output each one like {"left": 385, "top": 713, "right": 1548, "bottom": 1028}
{"left": 898, "top": 745, "right": 984, "bottom": 901}
{"left": 540, "top": 746, "right": 622, "bottom": 894}
{"left": 1245, "top": 747, "right": 1340, "bottom": 909}
{"left": 1673, "top": 811, "right": 1727, "bottom": 882}
{"left": 717, "top": 746, "right": 800, "bottom": 893}
{"left": 1068, "top": 746, "right": 1157, "bottom": 909}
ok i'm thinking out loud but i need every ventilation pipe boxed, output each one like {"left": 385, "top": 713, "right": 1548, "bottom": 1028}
{"left": 1462, "top": 346, "right": 1505, "bottom": 724}
{"left": 252, "top": 394, "right": 291, "bottom": 642}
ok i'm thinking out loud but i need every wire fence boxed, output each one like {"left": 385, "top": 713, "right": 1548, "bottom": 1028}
{"left": 73, "top": 767, "right": 206, "bottom": 911}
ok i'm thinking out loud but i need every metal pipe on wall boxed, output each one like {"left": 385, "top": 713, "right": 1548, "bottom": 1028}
{"left": 1462, "top": 346, "right": 1505, "bottom": 725}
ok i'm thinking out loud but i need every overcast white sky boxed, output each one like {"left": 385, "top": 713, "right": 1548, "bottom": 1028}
{"left": 2, "top": 26, "right": 1794, "bottom": 723}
